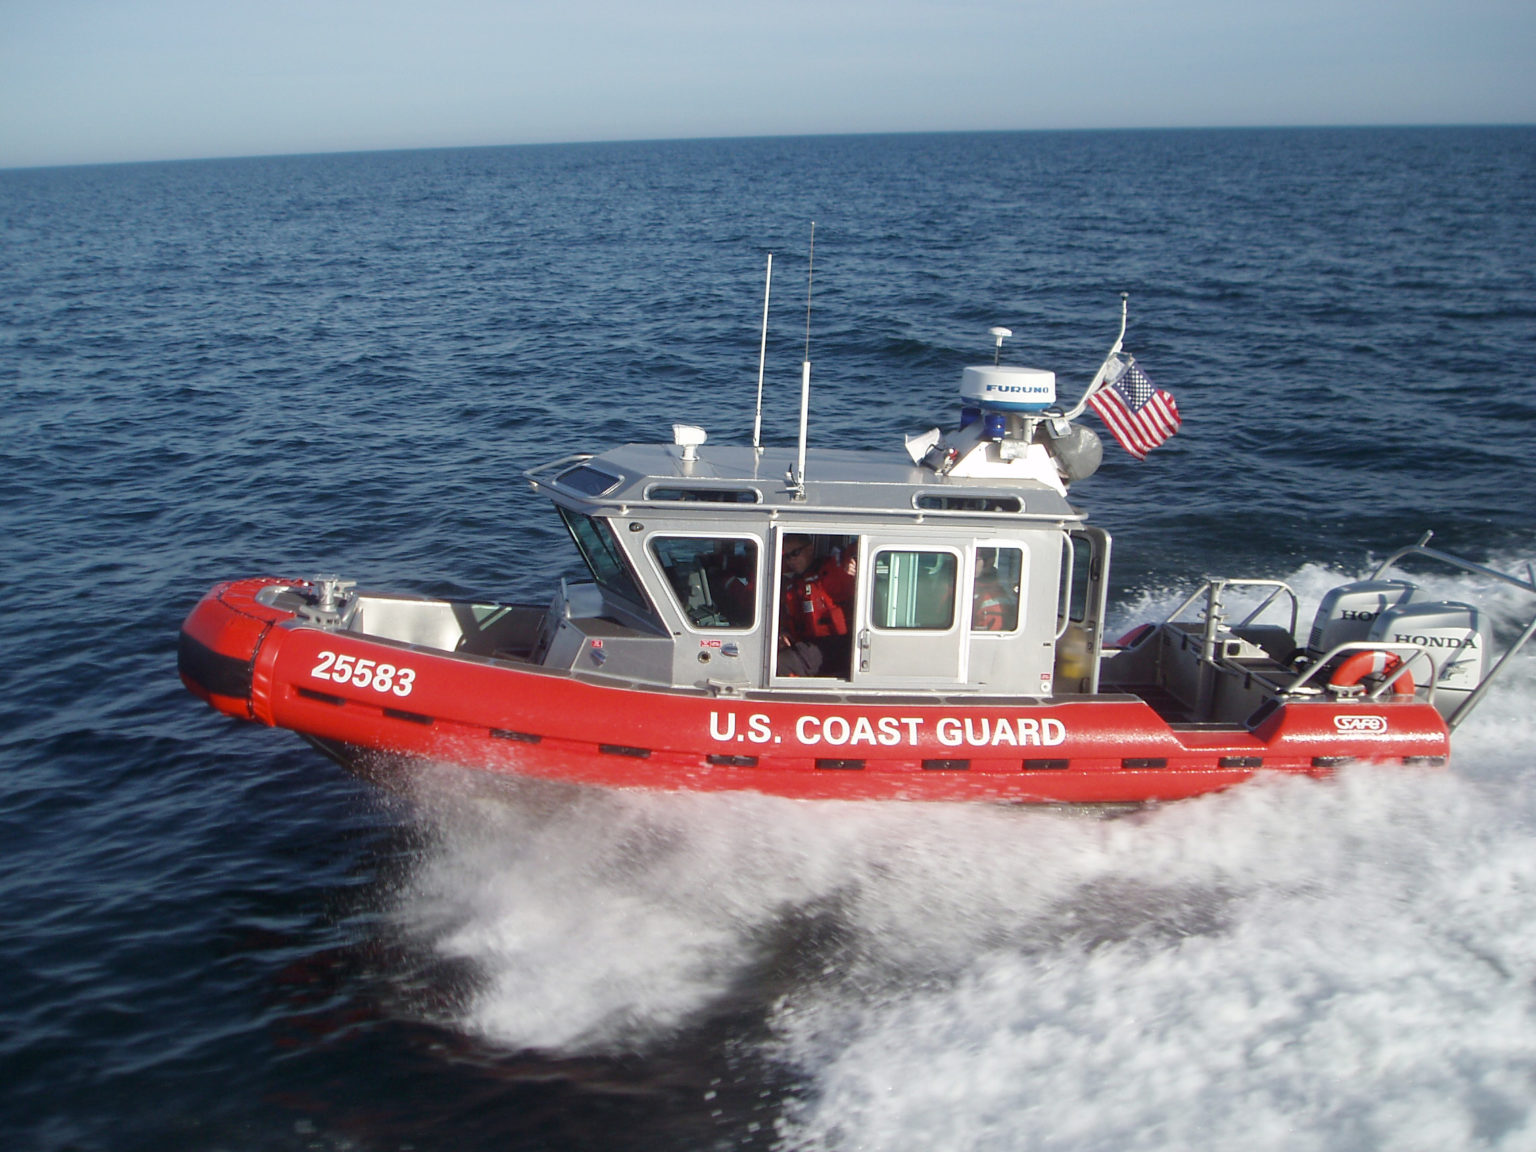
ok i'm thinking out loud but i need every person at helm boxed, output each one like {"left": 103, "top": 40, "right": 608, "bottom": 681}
{"left": 777, "top": 534, "right": 856, "bottom": 677}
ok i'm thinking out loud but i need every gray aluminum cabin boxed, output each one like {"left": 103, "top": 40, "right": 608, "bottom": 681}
{"left": 522, "top": 433, "right": 1111, "bottom": 701}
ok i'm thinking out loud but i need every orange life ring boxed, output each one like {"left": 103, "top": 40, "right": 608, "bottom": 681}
{"left": 1328, "top": 650, "right": 1415, "bottom": 698}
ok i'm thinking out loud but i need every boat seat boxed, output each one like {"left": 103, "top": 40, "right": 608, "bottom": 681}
{"left": 1232, "top": 624, "right": 1299, "bottom": 665}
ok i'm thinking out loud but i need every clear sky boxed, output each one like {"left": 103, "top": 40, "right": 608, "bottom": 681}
{"left": 2, "top": 0, "right": 1532, "bottom": 169}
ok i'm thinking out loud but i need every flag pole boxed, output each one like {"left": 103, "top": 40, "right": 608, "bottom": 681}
{"left": 1064, "top": 292, "right": 1129, "bottom": 420}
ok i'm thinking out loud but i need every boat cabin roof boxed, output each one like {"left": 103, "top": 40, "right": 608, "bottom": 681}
{"left": 527, "top": 442, "right": 1082, "bottom": 525}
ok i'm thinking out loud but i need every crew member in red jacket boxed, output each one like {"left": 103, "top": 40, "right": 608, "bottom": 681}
{"left": 778, "top": 534, "right": 857, "bottom": 677}
{"left": 971, "top": 549, "right": 1016, "bottom": 631}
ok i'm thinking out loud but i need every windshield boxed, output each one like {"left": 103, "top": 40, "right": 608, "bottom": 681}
{"left": 556, "top": 507, "right": 648, "bottom": 609}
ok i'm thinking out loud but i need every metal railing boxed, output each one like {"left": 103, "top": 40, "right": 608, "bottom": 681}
{"left": 1162, "top": 578, "right": 1300, "bottom": 664}
{"left": 1370, "top": 531, "right": 1536, "bottom": 730}
{"left": 1281, "top": 640, "right": 1437, "bottom": 704}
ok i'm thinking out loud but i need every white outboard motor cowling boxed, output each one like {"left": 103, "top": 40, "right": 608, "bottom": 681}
{"left": 1369, "top": 600, "right": 1488, "bottom": 718}
{"left": 1308, "top": 579, "right": 1418, "bottom": 656}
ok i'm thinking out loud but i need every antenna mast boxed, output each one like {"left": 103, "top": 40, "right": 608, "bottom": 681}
{"left": 791, "top": 223, "right": 815, "bottom": 496}
{"left": 752, "top": 253, "right": 772, "bottom": 451}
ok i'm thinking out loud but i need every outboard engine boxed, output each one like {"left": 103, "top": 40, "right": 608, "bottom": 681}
{"left": 1308, "top": 579, "right": 1418, "bottom": 656}
{"left": 1369, "top": 600, "right": 1488, "bottom": 718}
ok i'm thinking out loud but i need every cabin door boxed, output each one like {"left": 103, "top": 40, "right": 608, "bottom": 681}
{"left": 852, "top": 539, "right": 967, "bottom": 687}
{"left": 1058, "top": 526, "right": 1111, "bottom": 693}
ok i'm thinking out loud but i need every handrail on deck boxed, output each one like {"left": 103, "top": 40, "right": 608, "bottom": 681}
{"left": 1283, "top": 640, "right": 1438, "bottom": 704}
{"left": 1146, "top": 537, "right": 1536, "bottom": 729}
{"left": 522, "top": 453, "right": 597, "bottom": 491}
{"left": 1369, "top": 531, "right": 1536, "bottom": 730}
{"left": 1163, "top": 578, "right": 1300, "bottom": 663}
{"left": 1372, "top": 530, "right": 1536, "bottom": 596}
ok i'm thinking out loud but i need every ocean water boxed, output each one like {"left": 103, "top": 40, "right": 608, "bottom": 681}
{"left": 3, "top": 127, "right": 1536, "bottom": 1150}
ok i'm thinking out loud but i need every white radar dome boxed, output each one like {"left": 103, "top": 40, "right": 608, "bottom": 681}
{"left": 959, "top": 365, "right": 1055, "bottom": 412}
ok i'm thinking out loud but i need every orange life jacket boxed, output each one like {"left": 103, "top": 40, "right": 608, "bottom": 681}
{"left": 783, "top": 560, "right": 852, "bottom": 640}
{"left": 972, "top": 578, "right": 1009, "bottom": 630}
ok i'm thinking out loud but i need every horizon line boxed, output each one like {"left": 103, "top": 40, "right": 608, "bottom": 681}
{"left": 4, "top": 121, "right": 1532, "bottom": 175}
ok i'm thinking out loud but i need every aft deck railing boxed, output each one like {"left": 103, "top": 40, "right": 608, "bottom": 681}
{"left": 1281, "top": 640, "right": 1437, "bottom": 704}
{"left": 1163, "top": 579, "right": 1300, "bottom": 662}
{"left": 1165, "top": 538, "right": 1536, "bottom": 729}
{"left": 1370, "top": 531, "right": 1536, "bottom": 730}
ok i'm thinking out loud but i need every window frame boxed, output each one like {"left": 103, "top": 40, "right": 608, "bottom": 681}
{"left": 646, "top": 533, "right": 761, "bottom": 632}
{"left": 867, "top": 546, "right": 962, "bottom": 633}
{"left": 970, "top": 544, "right": 1025, "bottom": 635}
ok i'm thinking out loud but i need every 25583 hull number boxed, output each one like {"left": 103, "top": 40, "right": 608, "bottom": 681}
{"left": 311, "top": 651, "right": 416, "bottom": 697}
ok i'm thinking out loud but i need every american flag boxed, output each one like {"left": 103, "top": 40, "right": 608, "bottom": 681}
{"left": 1086, "top": 358, "right": 1181, "bottom": 460}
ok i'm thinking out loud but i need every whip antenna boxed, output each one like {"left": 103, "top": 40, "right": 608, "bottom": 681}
{"left": 753, "top": 253, "right": 772, "bottom": 451}
{"left": 791, "top": 223, "right": 815, "bottom": 496}
{"left": 803, "top": 223, "right": 815, "bottom": 363}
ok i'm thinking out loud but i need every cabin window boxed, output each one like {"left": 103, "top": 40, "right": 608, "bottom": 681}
{"left": 871, "top": 550, "right": 958, "bottom": 631}
{"left": 555, "top": 463, "right": 624, "bottom": 497}
{"left": 557, "top": 507, "right": 647, "bottom": 608}
{"left": 645, "top": 486, "right": 760, "bottom": 504}
{"left": 914, "top": 493, "right": 1023, "bottom": 513}
{"left": 649, "top": 536, "right": 758, "bottom": 629}
{"left": 972, "top": 546, "right": 1023, "bottom": 632}
{"left": 1061, "top": 534, "right": 1094, "bottom": 625}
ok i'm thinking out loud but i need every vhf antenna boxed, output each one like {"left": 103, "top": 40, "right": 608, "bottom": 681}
{"left": 789, "top": 222, "right": 815, "bottom": 497}
{"left": 752, "top": 253, "right": 772, "bottom": 451}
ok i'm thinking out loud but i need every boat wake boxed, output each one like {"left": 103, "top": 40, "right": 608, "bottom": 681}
{"left": 387, "top": 562, "right": 1536, "bottom": 1151}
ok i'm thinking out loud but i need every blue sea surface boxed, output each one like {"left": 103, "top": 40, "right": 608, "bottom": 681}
{"left": 3, "top": 128, "right": 1536, "bottom": 1151}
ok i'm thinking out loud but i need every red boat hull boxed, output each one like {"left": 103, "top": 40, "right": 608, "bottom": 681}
{"left": 180, "top": 578, "right": 1451, "bottom": 804}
